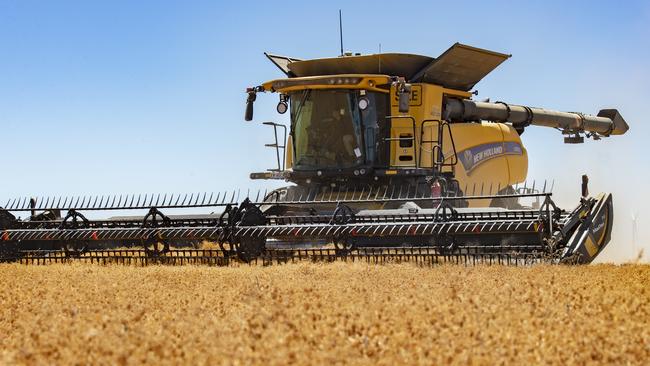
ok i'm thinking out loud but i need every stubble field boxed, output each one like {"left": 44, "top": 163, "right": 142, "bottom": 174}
{"left": 1, "top": 263, "right": 648, "bottom": 365}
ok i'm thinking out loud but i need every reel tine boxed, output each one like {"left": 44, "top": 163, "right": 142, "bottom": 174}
{"left": 497, "top": 183, "right": 501, "bottom": 196}
{"left": 200, "top": 192, "right": 207, "bottom": 205}
{"left": 542, "top": 180, "right": 547, "bottom": 194}
{"left": 72, "top": 195, "right": 80, "bottom": 209}
{"left": 550, "top": 180, "right": 555, "bottom": 193}
{"left": 15, "top": 197, "right": 24, "bottom": 211}
{"left": 51, "top": 196, "right": 58, "bottom": 210}
{"left": 532, "top": 180, "right": 536, "bottom": 193}
{"left": 180, "top": 193, "right": 188, "bottom": 206}
{"left": 43, "top": 196, "right": 51, "bottom": 210}
{"left": 208, "top": 192, "right": 214, "bottom": 205}
{"left": 18, "top": 197, "right": 27, "bottom": 210}
{"left": 480, "top": 182, "right": 484, "bottom": 196}
{"left": 56, "top": 196, "right": 66, "bottom": 210}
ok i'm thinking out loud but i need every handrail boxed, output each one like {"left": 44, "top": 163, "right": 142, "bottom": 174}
{"left": 420, "top": 119, "right": 458, "bottom": 171}
{"left": 262, "top": 122, "right": 287, "bottom": 171}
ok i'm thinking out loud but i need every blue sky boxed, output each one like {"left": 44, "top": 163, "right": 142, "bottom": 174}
{"left": 1, "top": 0, "right": 648, "bottom": 261}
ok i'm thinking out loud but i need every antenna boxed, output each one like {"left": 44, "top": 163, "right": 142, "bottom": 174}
{"left": 339, "top": 10, "right": 344, "bottom": 56}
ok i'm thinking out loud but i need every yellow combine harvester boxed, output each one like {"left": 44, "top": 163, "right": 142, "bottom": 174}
{"left": 0, "top": 43, "right": 629, "bottom": 265}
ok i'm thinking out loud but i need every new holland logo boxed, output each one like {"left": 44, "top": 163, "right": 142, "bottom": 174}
{"left": 459, "top": 142, "right": 523, "bottom": 174}
{"left": 463, "top": 150, "right": 473, "bottom": 165}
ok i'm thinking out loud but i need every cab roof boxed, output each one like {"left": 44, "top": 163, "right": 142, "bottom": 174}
{"left": 266, "top": 43, "right": 511, "bottom": 92}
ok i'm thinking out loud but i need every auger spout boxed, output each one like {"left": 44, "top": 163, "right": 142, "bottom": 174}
{"left": 443, "top": 99, "right": 629, "bottom": 137}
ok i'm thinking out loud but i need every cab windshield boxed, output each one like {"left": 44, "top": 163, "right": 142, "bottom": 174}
{"left": 291, "top": 89, "right": 386, "bottom": 170}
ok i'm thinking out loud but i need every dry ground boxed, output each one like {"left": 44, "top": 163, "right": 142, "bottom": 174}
{"left": 0, "top": 263, "right": 648, "bottom": 365}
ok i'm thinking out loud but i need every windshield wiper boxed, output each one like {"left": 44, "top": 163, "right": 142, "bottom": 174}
{"left": 293, "top": 89, "right": 311, "bottom": 123}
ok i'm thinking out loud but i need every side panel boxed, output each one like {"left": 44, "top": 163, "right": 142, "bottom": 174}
{"left": 389, "top": 84, "right": 436, "bottom": 167}
{"left": 562, "top": 193, "right": 614, "bottom": 264}
{"left": 386, "top": 84, "right": 528, "bottom": 207}
{"left": 388, "top": 83, "right": 452, "bottom": 168}
{"left": 449, "top": 123, "right": 528, "bottom": 207}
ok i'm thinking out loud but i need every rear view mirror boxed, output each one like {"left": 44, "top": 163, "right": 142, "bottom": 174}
{"left": 398, "top": 84, "right": 412, "bottom": 113}
{"left": 245, "top": 89, "right": 257, "bottom": 121}
{"left": 398, "top": 92, "right": 409, "bottom": 113}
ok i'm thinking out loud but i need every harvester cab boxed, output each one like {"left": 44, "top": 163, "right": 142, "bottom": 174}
{"left": 0, "top": 43, "right": 628, "bottom": 265}
{"left": 246, "top": 43, "right": 627, "bottom": 210}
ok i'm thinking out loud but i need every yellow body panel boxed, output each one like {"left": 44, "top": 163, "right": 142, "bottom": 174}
{"left": 263, "top": 75, "right": 391, "bottom": 94}
{"left": 448, "top": 123, "right": 528, "bottom": 207}
{"left": 385, "top": 83, "right": 528, "bottom": 207}
{"left": 274, "top": 78, "right": 529, "bottom": 208}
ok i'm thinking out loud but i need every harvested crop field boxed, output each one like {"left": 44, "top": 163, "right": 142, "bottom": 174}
{"left": 1, "top": 263, "right": 649, "bottom": 365}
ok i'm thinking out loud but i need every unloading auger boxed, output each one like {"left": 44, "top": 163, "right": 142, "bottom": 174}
{"left": 0, "top": 43, "right": 627, "bottom": 265}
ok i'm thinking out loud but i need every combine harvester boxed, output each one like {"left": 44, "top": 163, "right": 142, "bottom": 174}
{"left": 0, "top": 43, "right": 628, "bottom": 265}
